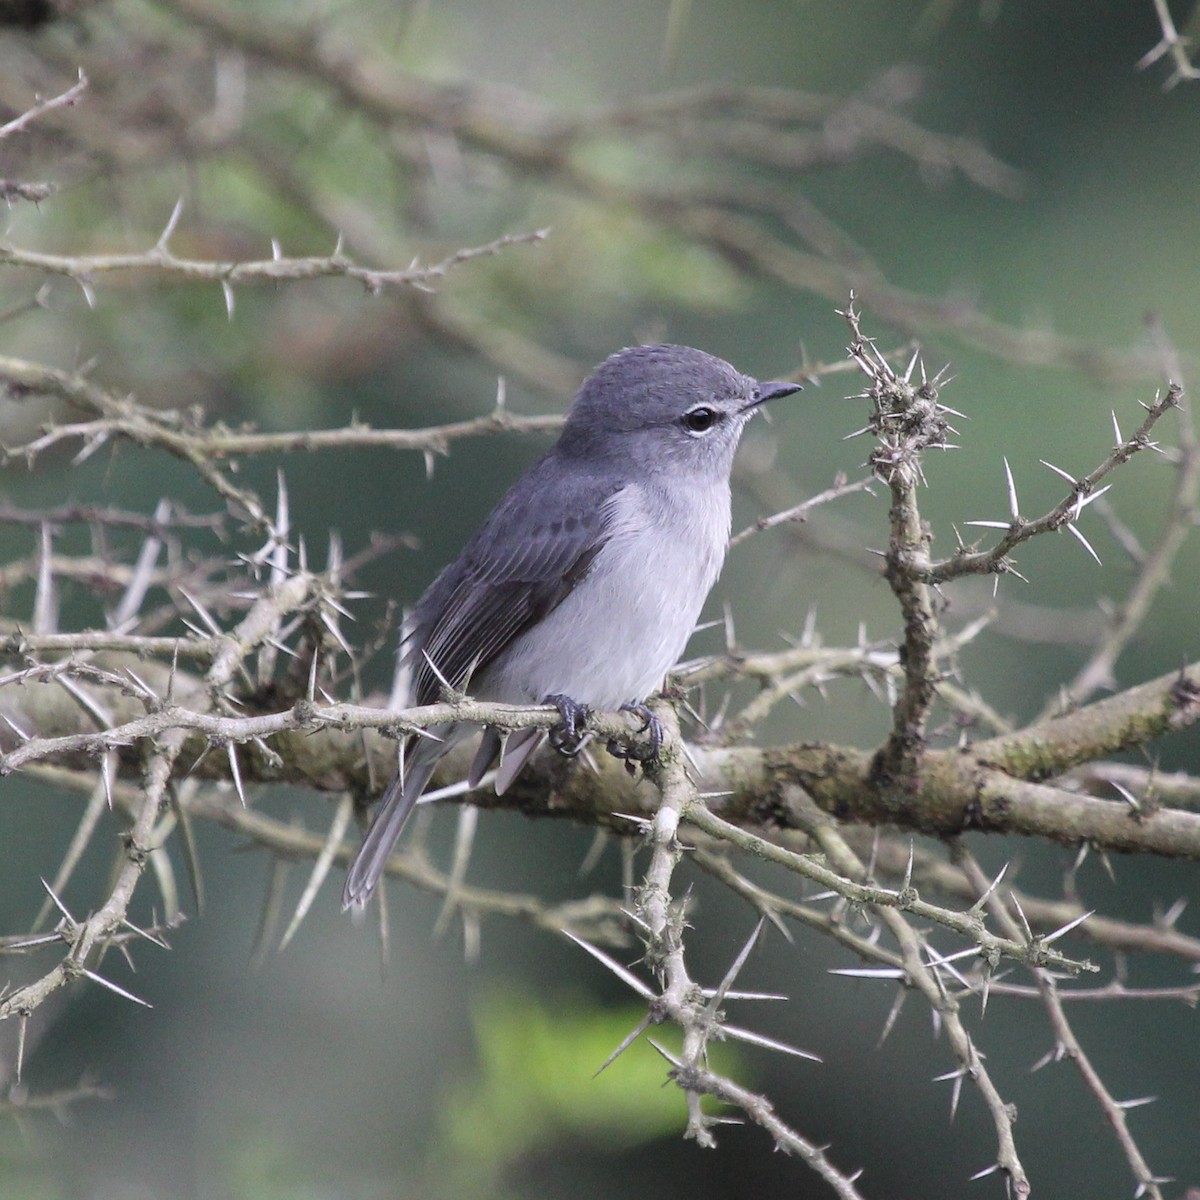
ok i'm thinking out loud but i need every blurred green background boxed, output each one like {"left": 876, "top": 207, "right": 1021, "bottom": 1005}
{"left": 2, "top": 1, "right": 1199, "bottom": 1197}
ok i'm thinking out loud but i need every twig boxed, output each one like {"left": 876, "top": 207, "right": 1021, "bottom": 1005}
{"left": 951, "top": 843, "right": 1169, "bottom": 1200}
{"left": 1138, "top": 0, "right": 1200, "bottom": 87}
{"left": 0, "top": 228, "right": 549, "bottom": 296}
{"left": 928, "top": 385, "right": 1182, "bottom": 585}
{"left": 729, "top": 473, "right": 875, "bottom": 547}
{"left": 0, "top": 71, "right": 88, "bottom": 141}
{"left": 842, "top": 298, "right": 952, "bottom": 788}
{"left": 1053, "top": 352, "right": 1198, "bottom": 711}
{"left": 791, "top": 794, "right": 1030, "bottom": 1194}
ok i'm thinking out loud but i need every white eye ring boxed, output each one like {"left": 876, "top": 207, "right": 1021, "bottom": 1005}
{"left": 682, "top": 405, "right": 720, "bottom": 436}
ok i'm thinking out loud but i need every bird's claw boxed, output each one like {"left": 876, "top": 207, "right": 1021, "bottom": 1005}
{"left": 546, "top": 693, "right": 591, "bottom": 757}
{"left": 606, "top": 702, "right": 662, "bottom": 772}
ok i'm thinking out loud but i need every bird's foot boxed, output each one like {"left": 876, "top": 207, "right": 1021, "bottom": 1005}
{"left": 546, "top": 693, "right": 591, "bottom": 757}
{"left": 607, "top": 702, "right": 663, "bottom": 775}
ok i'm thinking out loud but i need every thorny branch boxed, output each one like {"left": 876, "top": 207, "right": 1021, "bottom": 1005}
{"left": 0, "top": 572, "right": 322, "bottom": 1025}
{"left": 928, "top": 385, "right": 1182, "bottom": 587}
{"left": 0, "top": 71, "right": 88, "bottom": 203}
{"left": 842, "top": 299, "right": 953, "bottom": 788}
{"left": 0, "top": 70, "right": 87, "bottom": 142}
{"left": 0, "top": 356, "right": 562, "bottom": 457}
{"left": 1, "top": 39, "right": 1199, "bottom": 1192}
{"left": 0, "top": 222, "right": 549, "bottom": 303}
{"left": 2, "top": 291, "right": 1198, "bottom": 1196}
{"left": 952, "top": 843, "right": 1170, "bottom": 1200}
{"left": 568, "top": 704, "right": 867, "bottom": 1199}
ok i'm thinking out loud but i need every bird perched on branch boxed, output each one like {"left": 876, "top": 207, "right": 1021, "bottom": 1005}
{"left": 343, "top": 343, "right": 801, "bottom": 906}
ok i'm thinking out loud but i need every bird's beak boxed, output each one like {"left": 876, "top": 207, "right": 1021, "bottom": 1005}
{"left": 746, "top": 379, "right": 803, "bottom": 411}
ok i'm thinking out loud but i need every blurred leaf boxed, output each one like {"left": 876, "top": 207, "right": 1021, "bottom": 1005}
{"left": 432, "top": 986, "right": 744, "bottom": 1192}
{"left": 0, "top": 1126, "right": 62, "bottom": 1200}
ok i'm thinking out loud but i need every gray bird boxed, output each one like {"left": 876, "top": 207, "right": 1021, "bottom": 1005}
{"left": 343, "top": 344, "right": 800, "bottom": 906}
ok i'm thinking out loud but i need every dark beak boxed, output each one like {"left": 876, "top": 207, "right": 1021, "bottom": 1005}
{"left": 747, "top": 379, "right": 803, "bottom": 410}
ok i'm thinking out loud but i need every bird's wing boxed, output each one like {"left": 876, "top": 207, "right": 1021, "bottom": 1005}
{"left": 405, "top": 459, "right": 616, "bottom": 707}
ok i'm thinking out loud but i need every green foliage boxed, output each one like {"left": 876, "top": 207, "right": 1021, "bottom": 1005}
{"left": 0, "top": 1125, "right": 62, "bottom": 1200}
{"left": 433, "top": 986, "right": 744, "bottom": 1193}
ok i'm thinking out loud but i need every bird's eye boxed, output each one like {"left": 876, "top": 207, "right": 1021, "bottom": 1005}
{"left": 682, "top": 405, "right": 720, "bottom": 435}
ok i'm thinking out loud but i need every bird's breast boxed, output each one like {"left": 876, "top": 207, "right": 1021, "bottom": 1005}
{"left": 481, "top": 480, "right": 731, "bottom": 709}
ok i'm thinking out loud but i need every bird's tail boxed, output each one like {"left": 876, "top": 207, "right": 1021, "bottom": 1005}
{"left": 342, "top": 739, "right": 442, "bottom": 907}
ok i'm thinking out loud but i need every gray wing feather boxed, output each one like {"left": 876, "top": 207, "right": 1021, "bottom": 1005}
{"left": 406, "top": 456, "right": 616, "bottom": 706}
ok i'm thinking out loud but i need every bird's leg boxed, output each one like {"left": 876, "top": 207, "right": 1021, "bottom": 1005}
{"left": 545, "top": 693, "right": 591, "bottom": 757}
{"left": 606, "top": 702, "right": 663, "bottom": 772}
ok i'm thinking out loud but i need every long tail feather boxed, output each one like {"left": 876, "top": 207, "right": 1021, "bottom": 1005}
{"left": 342, "top": 741, "right": 442, "bottom": 907}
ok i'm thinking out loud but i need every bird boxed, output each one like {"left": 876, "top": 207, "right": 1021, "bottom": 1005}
{"left": 343, "top": 343, "right": 801, "bottom": 906}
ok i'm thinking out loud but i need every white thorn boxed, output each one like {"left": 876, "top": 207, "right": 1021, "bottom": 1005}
{"left": 1003, "top": 457, "right": 1019, "bottom": 519}
{"left": 157, "top": 197, "right": 185, "bottom": 250}
{"left": 1066, "top": 522, "right": 1102, "bottom": 565}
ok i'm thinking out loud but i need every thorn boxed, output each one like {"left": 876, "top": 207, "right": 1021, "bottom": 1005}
{"left": 969, "top": 1161, "right": 1002, "bottom": 1181}
{"left": 1041, "top": 910, "right": 1094, "bottom": 944}
{"left": 34, "top": 522, "right": 56, "bottom": 636}
{"left": 278, "top": 794, "right": 353, "bottom": 951}
{"left": 1065, "top": 522, "right": 1102, "bottom": 565}
{"left": 933, "top": 1065, "right": 965, "bottom": 1122}
{"left": 307, "top": 648, "right": 319, "bottom": 702}
{"left": 39, "top": 877, "right": 76, "bottom": 922}
{"left": 101, "top": 752, "right": 114, "bottom": 808}
{"left": 705, "top": 917, "right": 767, "bottom": 1016}
{"left": 227, "top": 741, "right": 246, "bottom": 806}
{"left": 1039, "top": 458, "right": 1077, "bottom": 485}
{"left": 877, "top": 986, "right": 906, "bottom": 1047}
{"left": 16, "top": 1014, "right": 27, "bottom": 1082}
{"left": 1159, "top": 896, "right": 1187, "bottom": 928}
{"left": 80, "top": 966, "right": 152, "bottom": 1007}
{"left": 575, "top": 829, "right": 609, "bottom": 877}
{"left": 562, "top": 931, "right": 655, "bottom": 999}
{"left": 645, "top": 1038, "right": 683, "bottom": 1067}
{"left": 593, "top": 1015, "right": 653, "bottom": 1076}
{"left": 118, "top": 915, "right": 171, "bottom": 949}
{"left": 1110, "top": 780, "right": 1141, "bottom": 811}
{"left": 122, "top": 666, "right": 158, "bottom": 701}
{"left": 177, "top": 588, "right": 223, "bottom": 637}
{"left": 0, "top": 710, "right": 32, "bottom": 742}
{"left": 704, "top": 989, "right": 789, "bottom": 1002}
{"left": 222, "top": 279, "right": 235, "bottom": 320}
{"left": 722, "top": 1024, "right": 822, "bottom": 1061}
{"left": 157, "top": 197, "right": 185, "bottom": 250}
{"left": 968, "top": 860, "right": 1009, "bottom": 915}
{"left": 1009, "top": 893, "right": 1034, "bottom": 944}
{"left": 1098, "top": 849, "right": 1116, "bottom": 883}
{"left": 1002, "top": 457, "right": 1019, "bottom": 520}
{"left": 272, "top": 471, "right": 290, "bottom": 583}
